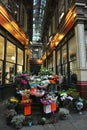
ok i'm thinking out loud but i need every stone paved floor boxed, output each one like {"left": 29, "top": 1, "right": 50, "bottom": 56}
{"left": 0, "top": 101, "right": 87, "bottom": 130}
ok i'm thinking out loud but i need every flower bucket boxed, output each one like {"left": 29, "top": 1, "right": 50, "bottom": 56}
{"left": 28, "top": 121, "right": 32, "bottom": 127}
{"left": 51, "top": 103, "right": 57, "bottom": 112}
{"left": 24, "top": 104, "right": 31, "bottom": 116}
{"left": 22, "top": 96, "right": 27, "bottom": 101}
{"left": 43, "top": 104, "right": 51, "bottom": 114}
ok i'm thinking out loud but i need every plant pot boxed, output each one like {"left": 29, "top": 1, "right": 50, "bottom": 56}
{"left": 28, "top": 121, "right": 32, "bottom": 127}
{"left": 59, "top": 114, "right": 68, "bottom": 120}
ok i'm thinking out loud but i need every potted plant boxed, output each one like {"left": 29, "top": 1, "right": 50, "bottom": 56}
{"left": 11, "top": 114, "right": 25, "bottom": 129}
{"left": 58, "top": 108, "right": 69, "bottom": 120}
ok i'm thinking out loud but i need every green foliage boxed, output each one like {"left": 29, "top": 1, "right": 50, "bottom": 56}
{"left": 76, "top": 97, "right": 87, "bottom": 105}
{"left": 40, "top": 67, "right": 53, "bottom": 75}
{"left": 58, "top": 88, "right": 79, "bottom": 99}
{"left": 66, "top": 88, "right": 79, "bottom": 99}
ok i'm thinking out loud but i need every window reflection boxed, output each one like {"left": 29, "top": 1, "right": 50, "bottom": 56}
{"left": 0, "top": 35, "right": 4, "bottom": 85}
{"left": 57, "top": 50, "right": 60, "bottom": 65}
{"left": 0, "top": 36, "right": 4, "bottom": 60}
{"left": 70, "top": 61, "right": 77, "bottom": 74}
{"left": 6, "top": 41, "right": 16, "bottom": 63}
{"left": 5, "top": 40, "right": 16, "bottom": 84}
{"left": 0, "top": 61, "right": 2, "bottom": 85}
{"left": 17, "top": 65, "right": 22, "bottom": 73}
{"left": 69, "top": 36, "right": 77, "bottom": 73}
{"left": 69, "top": 37, "right": 77, "bottom": 61}
{"left": 17, "top": 48, "right": 23, "bottom": 65}
{"left": 5, "top": 63, "right": 15, "bottom": 84}
{"left": 62, "top": 45, "right": 67, "bottom": 63}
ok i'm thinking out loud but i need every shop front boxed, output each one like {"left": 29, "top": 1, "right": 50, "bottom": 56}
{"left": 45, "top": 3, "right": 87, "bottom": 99}
{"left": 0, "top": 4, "right": 29, "bottom": 100}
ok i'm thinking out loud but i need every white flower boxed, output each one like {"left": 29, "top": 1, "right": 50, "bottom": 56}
{"left": 66, "top": 96, "right": 73, "bottom": 101}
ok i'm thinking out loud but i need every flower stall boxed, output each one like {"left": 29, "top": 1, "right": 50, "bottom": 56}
{"left": 5, "top": 69, "right": 87, "bottom": 128}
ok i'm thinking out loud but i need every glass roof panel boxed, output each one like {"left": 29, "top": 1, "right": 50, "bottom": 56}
{"left": 33, "top": 0, "right": 47, "bottom": 42}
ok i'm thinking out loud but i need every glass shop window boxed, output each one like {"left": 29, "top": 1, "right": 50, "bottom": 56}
{"left": 70, "top": 60, "right": 77, "bottom": 74}
{"left": 5, "top": 62, "right": 15, "bottom": 84}
{"left": 0, "top": 61, "right": 3, "bottom": 85}
{"left": 57, "top": 50, "right": 60, "bottom": 66}
{"left": 0, "top": 36, "right": 4, "bottom": 60}
{"left": 0, "top": 35, "right": 4, "bottom": 85}
{"left": 6, "top": 40, "right": 16, "bottom": 84}
{"left": 6, "top": 40, "right": 16, "bottom": 63}
{"left": 62, "top": 44, "right": 67, "bottom": 63}
{"left": 17, "top": 48, "right": 23, "bottom": 65}
{"left": 17, "top": 48, "right": 23, "bottom": 73}
{"left": 17, "top": 65, "right": 22, "bottom": 73}
{"left": 68, "top": 36, "right": 77, "bottom": 73}
{"left": 68, "top": 37, "right": 77, "bottom": 61}
{"left": 62, "top": 64, "right": 67, "bottom": 75}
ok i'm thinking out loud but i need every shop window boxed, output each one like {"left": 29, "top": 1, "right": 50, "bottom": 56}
{"left": 47, "top": 55, "right": 53, "bottom": 71}
{"left": 0, "top": 36, "right": 4, "bottom": 60}
{"left": 58, "top": 65, "right": 61, "bottom": 75}
{"left": 17, "top": 65, "right": 22, "bottom": 73}
{"left": 62, "top": 45, "right": 67, "bottom": 63}
{"left": 6, "top": 40, "right": 16, "bottom": 63}
{"left": 69, "top": 36, "right": 77, "bottom": 73}
{"left": 69, "top": 36, "right": 77, "bottom": 61}
{"left": 0, "top": 36, "right": 4, "bottom": 85}
{"left": 57, "top": 50, "right": 60, "bottom": 66}
{"left": 62, "top": 64, "right": 67, "bottom": 75}
{"left": 0, "top": 61, "right": 3, "bottom": 85}
{"left": 57, "top": 50, "right": 61, "bottom": 75}
{"left": 17, "top": 48, "right": 23, "bottom": 65}
{"left": 5, "top": 62, "right": 15, "bottom": 84}
{"left": 5, "top": 40, "right": 16, "bottom": 84}
{"left": 17, "top": 48, "right": 23, "bottom": 73}
{"left": 70, "top": 60, "right": 77, "bottom": 74}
